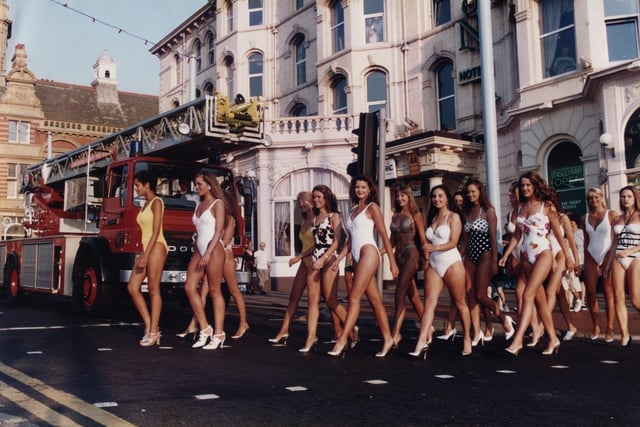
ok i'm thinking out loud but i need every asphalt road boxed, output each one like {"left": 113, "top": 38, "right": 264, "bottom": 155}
{"left": 1, "top": 289, "right": 639, "bottom": 426}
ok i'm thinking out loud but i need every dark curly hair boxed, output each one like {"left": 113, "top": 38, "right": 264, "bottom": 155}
{"left": 349, "top": 175, "right": 378, "bottom": 205}
{"left": 312, "top": 184, "right": 339, "bottom": 215}
{"left": 463, "top": 178, "right": 493, "bottom": 214}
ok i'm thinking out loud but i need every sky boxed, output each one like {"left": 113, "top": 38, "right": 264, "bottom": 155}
{"left": 6, "top": 0, "right": 207, "bottom": 95}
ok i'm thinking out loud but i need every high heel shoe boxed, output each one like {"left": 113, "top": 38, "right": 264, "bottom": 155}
{"left": 605, "top": 327, "right": 615, "bottom": 343}
{"left": 299, "top": 338, "right": 318, "bottom": 353}
{"left": 176, "top": 327, "right": 197, "bottom": 340}
{"left": 619, "top": 336, "right": 632, "bottom": 350}
{"left": 408, "top": 344, "right": 429, "bottom": 359}
{"left": 472, "top": 334, "right": 484, "bottom": 347}
{"left": 462, "top": 348, "right": 473, "bottom": 356}
{"left": 436, "top": 328, "right": 457, "bottom": 342}
{"left": 140, "top": 331, "right": 161, "bottom": 347}
{"left": 505, "top": 345, "right": 522, "bottom": 356}
{"left": 350, "top": 326, "right": 360, "bottom": 349}
{"left": 483, "top": 328, "right": 495, "bottom": 342}
{"left": 376, "top": 340, "right": 394, "bottom": 358}
{"left": 504, "top": 316, "right": 516, "bottom": 340}
{"left": 542, "top": 340, "right": 560, "bottom": 355}
{"left": 203, "top": 332, "right": 226, "bottom": 350}
{"left": 328, "top": 343, "right": 347, "bottom": 358}
{"left": 562, "top": 329, "right": 576, "bottom": 341}
{"left": 232, "top": 325, "right": 250, "bottom": 339}
{"left": 268, "top": 333, "right": 289, "bottom": 345}
{"left": 526, "top": 330, "right": 543, "bottom": 347}
{"left": 192, "top": 325, "right": 213, "bottom": 349}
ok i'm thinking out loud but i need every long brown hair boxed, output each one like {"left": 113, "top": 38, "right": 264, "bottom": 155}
{"left": 196, "top": 170, "right": 225, "bottom": 202}
{"left": 619, "top": 185, "right": 640, "bottom": 211}
{"left": 463, "top": 178, "right": 493, "bottom": 214}
{"left": 311, "top": 185, "right": 339, "bottom": 215}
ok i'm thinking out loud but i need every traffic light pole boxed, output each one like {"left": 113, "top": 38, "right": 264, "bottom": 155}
{"left": 478, "top": 1, "right": 502, "bottom": 239}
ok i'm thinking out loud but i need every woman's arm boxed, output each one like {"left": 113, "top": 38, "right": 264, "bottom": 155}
{"left": 487, "top": 206, "right": 499, "bottom": 275}
{"left": 547, "top": 203, "right": 574, "bottom": 271}
{"left": 370, "top": 203, "right": 398, "bottom": 278}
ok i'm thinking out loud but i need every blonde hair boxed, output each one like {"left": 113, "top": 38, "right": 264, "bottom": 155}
{"left": 586, "top": 187, "right": 607, "bottom": 211}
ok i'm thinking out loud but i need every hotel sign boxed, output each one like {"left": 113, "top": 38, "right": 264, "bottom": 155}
{"left": 459, "top": 65, "right": 481, "bottom": 84}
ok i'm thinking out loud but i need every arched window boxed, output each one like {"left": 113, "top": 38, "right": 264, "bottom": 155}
{"left": 436, "top": 61, "right": 455, "bottom": 130}
{"left": 203, "top": 82, "right": 215, "bottom": 96}
{"left": 105, "top": 70, "right": 110, "bottom": 78}
{"left": 290, "top": 103, "right": 308, "bottom": 116}
{"left": 624, "top": 107, "right": 640, "bottom": 186}
{"left": 248, "top": 52, "right": 263, "bottom": 97}
{"left": 331, "top": 75, "right": 348, "bottom": 114}
{"left": 194, "top": 39, "right": 202, "bottom": 72}
{"left": 224, "top": 55, "right": 235, "bottom": 98}
{"left": 272, "top": 169, "right": 351, "bottom": 257}
{"left": 195, "top": 88, "right": 202, "bottom": 98}
{"left": 547, "top": 141, "right": 585, "bottom": 217}
{"left": 293, "top": 35, "right": 307, "bottom": 86}
{"left": 206, "top": 32, "right": 215, "bottom": 66}
{"left": 366, "top": 70, "right": 387, "bottom": 113}
{"left": 331, "top": 0, "right": 345, "bottom": 53}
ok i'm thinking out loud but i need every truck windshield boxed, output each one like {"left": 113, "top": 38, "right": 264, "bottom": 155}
{"left": 133, "top": 161, "right": 235, "bottom": 210}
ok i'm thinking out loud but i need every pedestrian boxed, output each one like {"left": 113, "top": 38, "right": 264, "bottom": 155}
{"left": 242, "top": 241, "right": 257, "bottom": 294}
{"left": 301, "top": 185, "right": 350, "bottom": 353}
{"left": 499, "top": 171, "right": 573, "bottom": 356}
{"left": 581, "top": 187, "right": 617, "bottom": 341}
{"left": 544, "top": 190, "right": 580, "bottom": 342}
{"left": 127, "top": 170, "right": 168, "bottom": 347}
{"left": 269, "top": 191, "right": 314, "bottom": 344}
{"left": 253, "top": 242, "right": 270, "bottom": 295}
{"left": 461, "top": 179, "right": 515, "bottom": 346}
{"left": 389, "top": 185, "right": 427, "bottom": 348}
{"left": 185, "top": 171, "right": 228, "bottom": 350}
{"left": 329, "top": 175, "right": 398, "bottom": 357}
{"left": 604, "top": 185, "right": 640, "bottom": 349}
{"left": 410, "top": 185, "right": 472, "bottom": 358}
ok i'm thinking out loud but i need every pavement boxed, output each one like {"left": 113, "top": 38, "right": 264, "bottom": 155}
{"left": 254, "top": 285, "right": 640, "bottom": 342}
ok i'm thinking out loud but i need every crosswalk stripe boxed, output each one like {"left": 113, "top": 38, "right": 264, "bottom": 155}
{"left": 0, "top": 362, "right": 134, "bottom": 427}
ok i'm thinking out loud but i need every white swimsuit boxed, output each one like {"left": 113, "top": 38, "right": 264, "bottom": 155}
{"left": 192, "top": 199, "right": 220, "bottom": 256}
{"left": 585, "top": 211, "right": 612, "bottom": 266}
{"left": 426, "top": 217, "right": 462, "bottom": 278}
{"left": 346, "top": 203, "right": 379, "bottom": 263}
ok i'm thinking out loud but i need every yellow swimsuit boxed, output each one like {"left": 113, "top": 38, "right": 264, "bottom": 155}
{"left": 137, "top": 196, "right": 168, "bottom": 253}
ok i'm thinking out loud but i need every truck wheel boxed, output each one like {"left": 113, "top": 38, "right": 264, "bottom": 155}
{"left": 73, "top": 255, "right": 111, "bottom": 316}
{"left": 6, "top": 264, "right": 21, "bottom": 302}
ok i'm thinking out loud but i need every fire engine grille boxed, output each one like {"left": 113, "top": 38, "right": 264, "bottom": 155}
{"left": 164, "top": 235, "right": 194, "bottom": 271}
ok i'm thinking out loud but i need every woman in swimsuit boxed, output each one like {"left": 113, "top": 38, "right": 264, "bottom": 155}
{"left": 499, "top": 171, "right": 573, "bottom": 356}
{"left": 127, "top": 170, "right": 168, "bottom": 347}
{"left": 389, "top": 185, "right": 427, "bottom": 347}
{"left": 543, "top": 191, "right": 580, "bottom": 343}
{"left": 410, "top": 185, "right": 472, "bottom": 358}
{"left": 462, "top": 179, "right": 515, "bottom": 346}
{"left": 302, "top": 185, "right": 350, "bottom": 353}
{"left": 177, "top": 191, "right": 250, "bottom": 341}
{"left": 185, "top": 171, "right": 228, "bottom": 350}
{"left": 581, "top": 187, "right": 617, "bottom": 341}
{"left": 329, "top": 175, "right": 399, "bottom": 357}
{"left": 269, "top": 192, "right": 314, "bottom": 345}
{"left": 604, "top": 185, "right": 640, "bottom": 348}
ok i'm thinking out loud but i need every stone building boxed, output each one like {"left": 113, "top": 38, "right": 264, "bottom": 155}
{"left": 0, "top": 1, "right": 158, "bottom": 239}
{"left": 157, "top": 1, "right": 640, "bottom": 288}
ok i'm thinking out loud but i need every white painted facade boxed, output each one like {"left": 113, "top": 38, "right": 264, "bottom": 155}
{"left": 151, "top": 0, "right": 640, "bottom": 289}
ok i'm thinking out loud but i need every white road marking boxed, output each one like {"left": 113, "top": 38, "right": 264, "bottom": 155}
{"left": 194, "top": 394, "right": 219, "bottom": 400}
{"left": 94, "top": 402, "right": 118, "bottom": 408}
{"left": 434, "top": 375, "right": 455, "bottom": 379}
{"left": 285, "top": 386, "right": 307, "bottom": 391}
{"left": 26, "top": 351, "right": 43, "bottom": 355}
{"left": 364, "top": 379, "right": 388, "bottom": 385}
{"left": 496, "top": 370, "right": 516, "bottom": 374}
{"left": 600, "top": 360, "right": 619, "bottom": 364}
{"left": 550, "top": 365, "right": 569, "bottom": 369}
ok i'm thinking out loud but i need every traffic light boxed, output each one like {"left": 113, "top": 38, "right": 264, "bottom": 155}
{"left": 347, "top": 112, "right": 378, "bottom": 178}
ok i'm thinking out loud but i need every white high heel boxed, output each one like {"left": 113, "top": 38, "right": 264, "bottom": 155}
{"left": 203, "top": 332, "right": 226, "bottom": 350}
{"left": 192, "top": 325, "right": 213, "bottom": 349}
{"left": 504, "top": 316, "right": 516, "bottom": 340}
{"left": 436, "top": 328, "right": 457, "bottom": 342}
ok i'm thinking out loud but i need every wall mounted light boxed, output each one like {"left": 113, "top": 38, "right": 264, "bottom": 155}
{"left": 599, "top": 133, "right": 615, "bottom": 158}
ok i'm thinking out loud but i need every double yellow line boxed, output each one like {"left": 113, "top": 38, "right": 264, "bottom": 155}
{"left": 0, "top": 362, "right": 134, "bottom": 426}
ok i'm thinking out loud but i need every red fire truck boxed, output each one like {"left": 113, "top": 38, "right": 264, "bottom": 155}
{"left": 0, "top": 95, "right": 262, "bottom": 314}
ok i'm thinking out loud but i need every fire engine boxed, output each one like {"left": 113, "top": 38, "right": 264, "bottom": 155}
{"left": 0, "top": 95, "right": 263, "bottom": 315}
